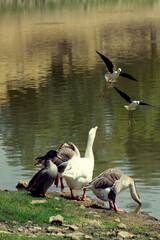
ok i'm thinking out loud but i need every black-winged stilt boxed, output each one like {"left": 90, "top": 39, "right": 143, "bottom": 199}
{"left": 96, "top": 50, "right": 137, "bottom": 98}
{"left": 114, "top": 86, "right": 154, "bottom": 126}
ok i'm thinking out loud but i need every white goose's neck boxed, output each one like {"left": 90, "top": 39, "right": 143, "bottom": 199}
{"left": 84, "top": 134, "right": 95, "bottom": 160}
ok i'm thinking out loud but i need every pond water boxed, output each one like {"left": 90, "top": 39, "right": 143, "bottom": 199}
{"left": 0, "top": 0, "right": 160, "bottom": 220}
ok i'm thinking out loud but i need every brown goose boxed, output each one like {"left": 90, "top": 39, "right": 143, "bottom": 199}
{"left": 84, "top": 168, "right": 141, "bottom": 212}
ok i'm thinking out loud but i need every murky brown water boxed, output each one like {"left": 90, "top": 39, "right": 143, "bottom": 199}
{"left": 0, "top": 1, "right": 160, "bottom": 219}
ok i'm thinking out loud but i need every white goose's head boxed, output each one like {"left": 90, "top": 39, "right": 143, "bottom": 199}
{"left": 88, "top": 126, "right": 98, "bottom": 140}
{"left": 89, "top": 126, "right": 98, "bottom": 134}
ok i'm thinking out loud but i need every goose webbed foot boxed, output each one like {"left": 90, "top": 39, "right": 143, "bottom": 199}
{"left": 81, "top": 196, "right": 91, "bottom": 201}
{"left": 81, "top": 188, "right": 91, "bottom": 201}
{"left": 70, "top": 188, "right": 80, "bottom": 200}
{"left": 71, "top": 195, "right": 81, "bottom": 201}
{"left": 112, "top": 201, "right": 123, "bottom": 212}
{"left": 43, "top": 193, "right": 52, "bottom": 199}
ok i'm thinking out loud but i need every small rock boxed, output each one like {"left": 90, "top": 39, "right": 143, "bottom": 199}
{"left": 0, "top": 230, "right": 12, "bottom": 235}
{"left": 54, "top": 197, "right": 60, "bottom": 200}
{"left": 16, "top": 180, "right": 28, "bottom": 190}
{"left": 12, "top": 221, "right": 18, "bottom": 225}
{"left": 27, "top": 220, "right": 32, "bottom": 224}
{"left": 47, "top": 226, "right": 59, "bottom": 233}
{"left": 84, "top": 234, "right": 93, "bottom": 239}
{"left": 115, "top": 218, "right": 121, "bottom": 223}
{"left": 17, "top": 227, "right": 24, "bottom": 232}
{"left": 62, "top": 224, "right": 70, "bottom": 229}
{"left": 50, "top": 232, "right": 56, "bottom": 236}
{"left": 117, "top": 230, "right": 135, "bottom": 239}
{"left": 31, "top": 200, "right": 47, "bottom": 204}
{"left": 68, "top": 232, "right": 84, "bottom": 240}
{"left": 79, "top": 205, "right": 85, "bottom": 209}
{"left": 0, "top": 223, "right": 7, "bottom": 231}
{"left": 56, "top": 232, "right": 65, "bottom": 237}
{"left": 118, "top": 223, "right": 127, "bottom": 229}
{"left": 105, "top": 231, "right": 115, "bottom": 237}
{"left": 69, "top": 225, "right": 79, "bottom": 231}
{"left": 49, "top": 214, "right": 64, "bottom": 226}
{"left": 32, "top": 226, "right": 42, "bottom": 232}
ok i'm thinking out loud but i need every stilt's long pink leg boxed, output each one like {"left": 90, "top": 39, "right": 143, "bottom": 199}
{"left": 128, "top": 111, "right": 136, "bottom": 126}
{"left": 100, "top": 82, "right": 110, "bottom": 99}
{"left": 100, "top": 84, "right": 107, "bottom": 98}
{"left": 128, "top": 111, "right": 131, "bottom": 127}
{"left": 131, "top": 112, "right": 136, "bottom": 126}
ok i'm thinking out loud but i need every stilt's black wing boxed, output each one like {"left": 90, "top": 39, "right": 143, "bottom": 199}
{"left": 96, "top": 50, "right": 114, "bottom": 74}
{"left": 114, "top": 86, "right": 132, "bottom": 103}
{"left": 139, "top": 102, "right": 154, "bottom": 107}
{"left": 120, "top": 72, "right": 137, "bottom": 81}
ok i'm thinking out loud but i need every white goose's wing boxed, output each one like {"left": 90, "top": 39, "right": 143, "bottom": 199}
{"left": 63, "top": 156, "right": 92, "bottom": 179}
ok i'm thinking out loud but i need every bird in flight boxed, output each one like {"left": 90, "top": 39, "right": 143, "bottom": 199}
{"left": 114, "top": 86, "right": 154, "bottom": 126}
{"left": 96, "top": 50, "right": 137, "bottom": 98}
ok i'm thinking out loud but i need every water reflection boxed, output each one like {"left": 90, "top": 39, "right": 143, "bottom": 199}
{"left": 0, "top": 1, "right": 160, "bottom": 219}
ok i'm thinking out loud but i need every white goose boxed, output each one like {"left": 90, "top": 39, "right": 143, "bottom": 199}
{"left": 62, "top": 126, "right": 98, "bottom": 201}
{"left": 84, "top": 169, "right": 141, "bottom": 212}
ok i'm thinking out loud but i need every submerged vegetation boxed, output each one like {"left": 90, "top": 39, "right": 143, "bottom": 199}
{"left": 0, "top": 190, "right": 159, "bottom": 239}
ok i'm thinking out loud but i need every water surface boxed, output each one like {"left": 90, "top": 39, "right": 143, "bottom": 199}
{"left": 0, "top": 1, "right": 160, "bottom": 220}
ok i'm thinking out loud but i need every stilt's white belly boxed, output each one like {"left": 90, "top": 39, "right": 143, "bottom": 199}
{"left": 105, "top": 74, "right": 117, "bottom": 83}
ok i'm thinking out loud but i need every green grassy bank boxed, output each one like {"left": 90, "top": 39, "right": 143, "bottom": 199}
{"left": 0, "top": 190, "right": 159, "bottom": 239}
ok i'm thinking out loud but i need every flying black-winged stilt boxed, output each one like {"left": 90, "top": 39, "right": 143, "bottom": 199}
{"left": 113, "top": 86, "right": 154, "bottom": 126}
{"left": 96, "top": 50, "right": 137, "bottom": 98}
